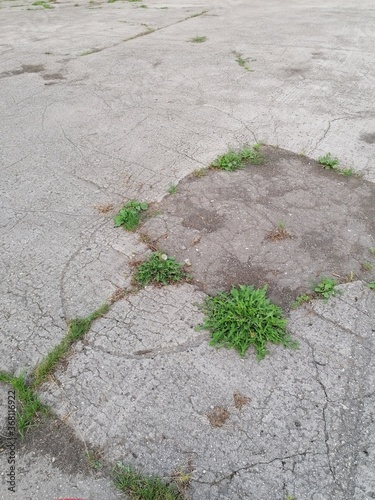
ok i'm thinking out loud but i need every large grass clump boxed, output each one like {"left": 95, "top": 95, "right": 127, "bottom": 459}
{"left": 200, "top": 285, "right": 298, "bottom": 360}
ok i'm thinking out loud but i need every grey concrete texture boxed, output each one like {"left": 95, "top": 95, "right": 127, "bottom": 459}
{"left": 141, "top": 146, "right": 375, "bottom": 308}
{"left": 40, "top": 281, "right": 375, "bottom": 500}
{"left": 0, "top": 0, "right": 375, "bottom": 498}
{"left": 1, "top": 0, "right": 375, "bottom": 373}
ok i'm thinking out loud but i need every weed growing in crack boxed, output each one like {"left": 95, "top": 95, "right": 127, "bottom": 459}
{"left": 291, "top": 293, "right": 312, "bottom": 309}
{"left": 189, "top": 36, "right": 207, "bottom": 43}
{"left": 0, "top": 373, "right": 49, "bottom": 438}
{"left": 367, "top": 282, "right": 375, "bottom": 290}
{"left": 314, "top": 277, "right": 337, "bottom": 301}
{"left": 171, "top": 464, "right": 193, "bottom": 495}
{"left": 318, "top": 153, "right": 338, "bottom": 170}
{"left": 167, "top": 183, "right": 177, "bottom": 194}
{"left": 266, "top": 221, "right": 292, "bottom": 241}
{"left": 211, "top": 144, "right": 263, "bottom": 171}
{"left": 87, "top": 449, "right": 103, "bottom": 470}
{"left": 32, "top": 0, "right": 54, "bottom": 8}
{"left": 339, "top": 168, "right": 353, "bottom": 176}
{"left": 114, "top": 200, "right": 148, "bottom": 231}
{"left": 369, "top": 247, "right": 375, "bottom": 256}
{"left": 32, "top": 304, "right": 109, "bottom": 387}
{"left": 317, "top": 153, "right": 353, "bottom": 176}
{"left": 362, "top": 261, "right": 373, "bottom": 272}
{"left": 192, "top": 168, "right": 207, "bottom": 178}
{"left": 232, "top": 50, "right": 252, "bottom": 71}
{"left": 134, "top": 253, "right": 188, "bottom": 287}
{"left": 198, "top": 285, "right": 298, "bottom": 360}
{"left": 113, "top": 463, "right": 185, "bottom": 499}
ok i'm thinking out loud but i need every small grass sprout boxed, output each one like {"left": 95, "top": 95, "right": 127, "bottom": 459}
{"left": 168, "top": 184, "right": 177, "bottom": 194}
{"left": 199, "top": 285, "right": 298, "bottom": 360}
{"left": 114, "top": 200, "right": 148, "bottom": 231}
{"left": 192, "top": 168, "right": 207, "bottom": 178}
{"left": 362, "top": 261, "right": 373, "bottom": 272}
{"left": 134, "top": 252, "right": 188, "bottom": 286}
{"left": 367, "top": 282, "right": 375, "bottom": 290}
{"left": 189, "top": 36, "right": 207, "bottom": 43}
{"left": 291, "top": 293, "right": 312, "bottom": 309}
{"left": 32, "top": 0, "right": 54, "bottom": 8}
{"left": 267, "top": 221, "right": 291, "bottom": 241}
{"left": 232, "top": 51, "right": 252, "bottom": 71}
{"left": 211, "top": 145, "right": 263, "bottom": 171}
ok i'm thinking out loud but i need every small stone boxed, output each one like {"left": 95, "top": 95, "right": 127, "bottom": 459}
{"left": 184, "top": 259, "right": 191, "bottom": 266}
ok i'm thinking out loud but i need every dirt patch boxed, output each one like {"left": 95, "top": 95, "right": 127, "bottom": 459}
{"left": 233, "top": 392, "right": 251, "bottom": 410}
{"left": 0, "top": 415, "right": 108, "bottom": 478}
{"left": 360, "top": 132, "right": 375, "bottom": 144}
{"left": 206, "top": 406, "right": 230, "bottom": 428}
{"left": 141, "top": 146, "right": 375, "bottom": 309}
{"left": 0, "top": 64, "right": 44, "bottom": 79}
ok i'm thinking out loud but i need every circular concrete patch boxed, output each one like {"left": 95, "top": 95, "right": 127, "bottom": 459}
{"left": 141, "top": 146, "right": 375, "bottom": 309}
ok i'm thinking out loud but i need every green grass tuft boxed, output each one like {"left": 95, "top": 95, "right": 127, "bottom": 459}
{"left": 232, "top": 50, "right": 252, "bottom": 71}
{"left": 134, "top": 253, "right": 188, "bottom": 287}
{"left": 367, "top": 282, "right": 375, "bottom": 290}
{"left": 199, "top": 285, "right": 298, "bottom": 360}
{"left": 211, "top": 145, "right": 263, "bottom": 171}
{"left": 318, "top": 153, "right": 338, "bottom": 170}
{"left": 167, "top": 184, "right": 177, "bottom": 194}
{"left": 32, "top": 304, "right": 109, "bottom": 387}
{"left": 32, "top": 0, "right": 53, "bottom": 8}
{"left": 291, "top": 293, "right": 312, "bottom": 309}
{"left": 0, "top": 373, "right": 49, "bottom": 438}
{"left": 362, "top": 261, "right": 373, "bottom": 272}
{"left": 189, "top": 36, "right": 207, "bottom": 43}
{"left": 113, "top": 464, "right": 185, "bottom": 499}
{"left": 114, "top": 200, "right": 148, "bottom": 231}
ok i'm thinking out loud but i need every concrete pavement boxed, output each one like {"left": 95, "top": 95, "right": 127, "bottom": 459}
{"left": 1, "top": 0, "right": 374, "bottom": 498}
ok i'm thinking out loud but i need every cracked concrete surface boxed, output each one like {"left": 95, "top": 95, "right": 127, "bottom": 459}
{"left": 1, "top": 0, "right": 375, "bottom": 498}
{"left": 39, "top": 282, "right": 375, "bottom": 499}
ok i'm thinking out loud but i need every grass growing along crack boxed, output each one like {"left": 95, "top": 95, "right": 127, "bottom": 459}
{"left": 198, "top": 285, "right": 298, "bottom": 360}
{"left": 189, "top": 36, "right": 207, "bottom": 43}
{"left": 133, "top": 252, "right": 189, "bottom": 287}
{"left": 0, "top": 303, "right": 109, "bottom": 437}
{"left": 32, "top": 303, "right": 109, "bottom": 387}
{"left": 113, "top": 463, "right": 186, "bottom": 499}
{"left": 32, "top": 0, "right": 54, "bottom": 8}
{"left": 232, "top": 50, "right": 253, "bottom": 71}
{"left": 167, "top": 183, "right": 177, "bottom": 194}
{"left": 0, "top": 372, "right": 49, "bottom": 438}
{"left": 362, "top": 261, "right": 373, "bottom": 272}
{"left": 211, "top": 144, "right": 263, "bottom": 171}
{"left": 317, "top": 153, "right": 353, "bottom": 176}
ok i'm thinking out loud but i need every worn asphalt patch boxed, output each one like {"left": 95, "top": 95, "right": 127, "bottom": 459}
{"left": 141, "top": 146, "right": 375, "bottom": 309}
